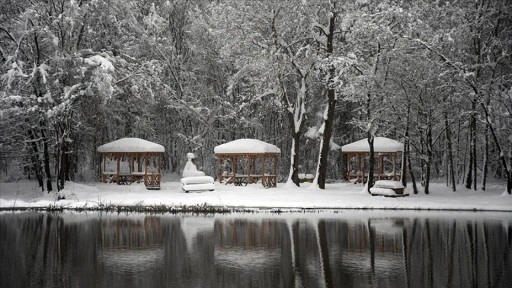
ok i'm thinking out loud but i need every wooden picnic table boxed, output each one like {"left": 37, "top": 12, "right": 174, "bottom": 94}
{"left": 117, "top": 173, "right": 132, "bottom": 185}
{"left": 224, "top": 174, "right": 276, "bottom": 187}
{"left": 223, "top": 174, "right": 260, "bottom": 186}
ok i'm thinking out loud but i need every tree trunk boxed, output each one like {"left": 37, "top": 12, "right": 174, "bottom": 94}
{"left": 41, "top": 128, "right": 53, "bottom": 193}
{"left": 402, "top": 112, "right": 409, "bottom": 188}
{"left": 316, "top": 10, "right": 336, "bottom": 190}
{"left": 444, "top": 111, "right": 456, "bottom": 192}
{"left": 284, "top": 74, "right": 306, "bottom": 187}
{"left": 479, "top": 102, "right": 511, "bottom": 194}
{"left": 27, "top": 128, "right": 44, "bottom": 191}
{"left": 425, "top": 112, "right": 432, "bottom": 195}
{"left": 407, "top": 136, "right": 419, "bottom": 194}
{"left": 482, "top": 124, "right": 489, "bottom": 191}
{"left": 288, "top": 135, "right": 301, "bottom": 186}
{"left": 317, "top": 93, "right": 336, "bottom": 189}
{"left": 58, "top": 141, "right": 70, "bottom": 191}
{"left": 367, "top": 134, "right": 375, "bottom": 194}
{"left": 402, "top": 142, "right": 407, "bottom": 188}
{"left": 473, "top": 117, "right": 477, "bottom": 191}
{"left": 481, "top": 92, "right": 491, "bottom": 191}
{"left": 466, "top": 100, "right": 477, "bottom": 190}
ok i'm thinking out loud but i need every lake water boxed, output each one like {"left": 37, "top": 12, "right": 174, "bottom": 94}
{"left": 1, "top": 211, "right": 511, "bottom": 288}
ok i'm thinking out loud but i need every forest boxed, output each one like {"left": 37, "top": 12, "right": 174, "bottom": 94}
{"left": 1, "top": 0, "right": 511, "bottom": 194}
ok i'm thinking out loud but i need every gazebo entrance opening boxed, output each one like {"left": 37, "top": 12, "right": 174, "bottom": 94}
{"left": 214, "top": 139, "right": 280, "bottom": 188}
{"left": 342, "top": 137, "right": 404, "bottom": 184}
{"left": 98, "top": 138, "right": 164, "bottom": 189}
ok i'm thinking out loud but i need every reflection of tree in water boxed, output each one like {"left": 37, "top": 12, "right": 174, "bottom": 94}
{"left": 405, "top": 218, "right": 512, "bottom": 288}
{"left": 213, "top": 218, "right": 292, "bottom": 288}
{"left": 99, "top": 216, "right": 165, "bottom": 288}
{"left": 292, "top": 219, "right": 326, "bottom": 288}
{"left": 1, "top": 214, "right": 511, "bottom": 288}
{"left": 101, "top": 216, "right": 163, "bottom": 248}
{"left": 0, "top": 213, "right": 102, "bottom": 287}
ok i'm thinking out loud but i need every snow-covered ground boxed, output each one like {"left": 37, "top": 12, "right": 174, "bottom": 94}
{"left": 1, "top": 174, "right": 511, "bottom": 212}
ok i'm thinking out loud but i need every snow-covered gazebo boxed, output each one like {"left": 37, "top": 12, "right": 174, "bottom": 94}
{"left": 97, "top": 138, "right": 165, "bottom": 189}
{"left": 342, "top": 137, "right": 404, "bottom": 184}
{"left": 214, "top": 139, "right": 280, "bottom": 188}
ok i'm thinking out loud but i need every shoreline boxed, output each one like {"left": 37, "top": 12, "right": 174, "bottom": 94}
{"left": 2, "top": 205, "right": 511, "bottom": 214}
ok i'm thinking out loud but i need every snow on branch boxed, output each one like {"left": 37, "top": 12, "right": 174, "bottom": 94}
{"left": 403, "top": 36, "right": 464, "bottom": 72}
{"left": 311, "top": 20, "right": 329, "bottom": 37}
{"left": 83, "top": 55, "right": 115, "bottom": 72}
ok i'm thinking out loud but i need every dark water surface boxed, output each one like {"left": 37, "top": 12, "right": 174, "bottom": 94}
{"left": 1, "top": 211, "right": 511, "bottom": 288}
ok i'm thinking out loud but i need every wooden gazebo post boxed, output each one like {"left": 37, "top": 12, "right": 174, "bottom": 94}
{"left": 102, "top": 154, "right": 106, "bottom": 182}
{"left": 261, "top": 155, "right": 266, "bottom": 183}
{"left": 217, "top": 156, "right": 222, "bottom": 183}
{"left": 158, "top": 153, "right": 161, "bottom": 183}
{"left": 348, "top": 153, "right": 354, "bottom": 181}
{"left": 116, "top": 154, "right": 120, "bottom": 184}
{"left": 144, "top": 152, "right": 148, "bottom": 184}
{"left": 359, "top": 153, "right": 364, "bottom": 183}
{"left": 273, "top": 154, "right": 278, "bottom": 186}
{"left": 392, "top": 152, "right": 397, "bottom": 180}
{"left": 231, "top": 155, "right": 236, "bottom": 179}
{"left": 246, "top": 155, "right": 252, "bottom": 183}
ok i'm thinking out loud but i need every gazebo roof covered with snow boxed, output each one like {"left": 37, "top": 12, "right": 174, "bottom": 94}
{"left": 214, "top": 139, "right": 280, "bottom": 187}
{"left": 342, "top": 137, "right": 403, "bottom": 153}
{"left": 97, "top": 138, "right": 165, "bottom": 153}
{"left": 342, "top": 137, "right": 404, "bottom": 183}
{"left": 97, "top": 138, "right": 164, "bottom": 189}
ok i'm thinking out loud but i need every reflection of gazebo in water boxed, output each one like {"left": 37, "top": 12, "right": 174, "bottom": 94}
{"left": 342, "top": 137, "right": 404, "bottom": 183}
{"left": 214, "top": 139, "right": 280, "bottom": 188}
{"left": 97, "top": 138, "right": 164, "bottom": 189}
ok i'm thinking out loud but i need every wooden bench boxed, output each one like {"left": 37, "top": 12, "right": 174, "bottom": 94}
{"left": 181, "top": 176, "right": 215, "bottom": 193}
{"left": 370, "top": 180, "right": 408, "bottom": 197}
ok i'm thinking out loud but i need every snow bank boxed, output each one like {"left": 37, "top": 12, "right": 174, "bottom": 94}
{"left": 1, "top": 179, "right": 511, "bottom": 212}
